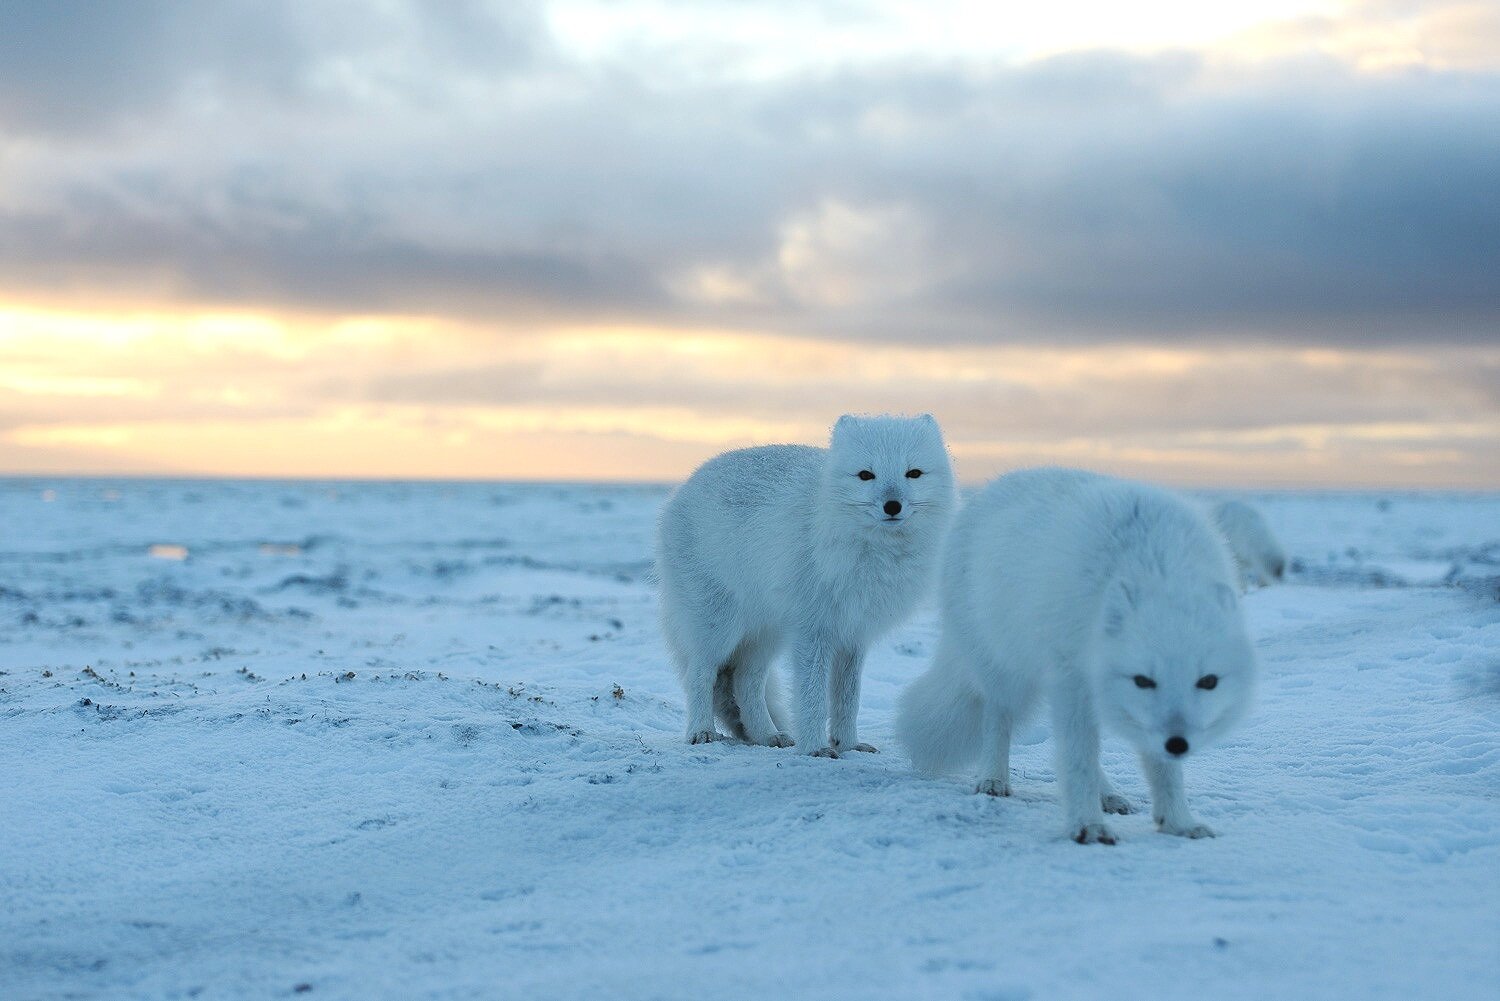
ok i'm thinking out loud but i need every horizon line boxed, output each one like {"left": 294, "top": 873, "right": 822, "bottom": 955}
{"left": 2, "top": 470, "right": 1496, "bottom": 497}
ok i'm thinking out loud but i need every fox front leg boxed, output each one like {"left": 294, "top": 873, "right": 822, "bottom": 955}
{"left": 1138, "top": 753, "right": 1215, "bottom": 838}
{"left": 829, "top": 647, "right": 876, "bottom": 753}
{"left": 1050, "top": 684, "right": 1115, "bottom": 845}
{"left": 792, "top": 634, "right": 837, "bottom": 756}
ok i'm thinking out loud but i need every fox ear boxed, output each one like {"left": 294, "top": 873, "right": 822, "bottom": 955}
{"left": 1103, "top": 579, "right": 1136, "bottom": 637}
{"left": 832, "top": 414, "right": 858, "bottom": 441}
{"left": 915, "top": 413, "right": 944, "bottom": 442}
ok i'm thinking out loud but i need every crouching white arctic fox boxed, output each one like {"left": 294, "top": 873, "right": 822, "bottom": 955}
{"left": 1211, "top": 500, "right": 1287, "bottom": 589}
{"left": 657, "top": 415, "right": 956, "bottom": 756}
{"left": 897, "top": 468, "right": 1256, "bottom": 844}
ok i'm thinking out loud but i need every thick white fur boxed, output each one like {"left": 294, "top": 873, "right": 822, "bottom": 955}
{"left": 1212, "top": 500, "right": 1287, "bottom": 589}
{"left": 897, "top": 468, "right": 1257, "bottom": 843}
{"left": 657, "top": 415, "right": 956, "bottom": 755}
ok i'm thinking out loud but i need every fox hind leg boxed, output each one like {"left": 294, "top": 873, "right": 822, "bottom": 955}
{"left": 1098, "top": 765, "right": 1133, "bottom": 814}
{"left": 729, "top": 634, "right": 791, "bottom": 747}
{"left": 974, "top": 701, "right": 1013, "bottom": 796}
{"left": 663, "top": 571, "right": 740, "bottom": 746}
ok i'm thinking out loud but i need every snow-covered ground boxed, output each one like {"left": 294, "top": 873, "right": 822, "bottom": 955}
{"left": 3, "top": 478, "right": 1497, "bottom": 1000}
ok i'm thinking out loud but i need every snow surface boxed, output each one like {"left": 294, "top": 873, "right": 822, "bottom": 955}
{"left": 2, "top": 478, "right": 1497, "bottom": 1000}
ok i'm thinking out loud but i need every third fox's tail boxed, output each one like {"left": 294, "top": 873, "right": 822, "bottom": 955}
{"left": 897, "top": 649, "right": 983, "bottom": 775}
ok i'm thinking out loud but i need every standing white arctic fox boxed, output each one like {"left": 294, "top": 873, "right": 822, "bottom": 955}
{"left": 1211, "top": 499, "right": 1287, "bottom": 589}
{"left": 897, "top": 468, "right": 1256, "bottom": 844}
{"left": 657, "top": 415, "right": 956, "bottom": 756}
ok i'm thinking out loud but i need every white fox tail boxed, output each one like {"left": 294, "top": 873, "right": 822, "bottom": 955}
{"left": 897, "top": 655, "right": 982, "bottom": 775}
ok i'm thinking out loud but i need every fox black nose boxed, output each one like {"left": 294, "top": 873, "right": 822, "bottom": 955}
{"left": 1165, "top": 736, "right": 1188, "bottom": 756}
{"left": 884, "top": 500, "right": 902, "bottom": 517}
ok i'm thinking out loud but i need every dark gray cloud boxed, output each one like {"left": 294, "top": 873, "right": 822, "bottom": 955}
{"left": 0, "top": 0, "right": 546, "bottom": 134}
{"left": 918, "top": 71, "right": 1500, "bottom": 342}
{"left": 0, "top": 204, "right": 662, "bottom": 318}
{"left": 1, "top": 2, "right": 1497, "bottom": 346}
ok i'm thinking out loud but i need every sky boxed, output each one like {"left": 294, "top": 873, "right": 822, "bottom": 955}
{"left": 1, "top": 0, "right": 1497, "bottom": 487}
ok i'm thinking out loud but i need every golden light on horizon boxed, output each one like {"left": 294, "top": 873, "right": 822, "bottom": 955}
{"left": 2, "top": 301, "right": 1496, "bottom": 488}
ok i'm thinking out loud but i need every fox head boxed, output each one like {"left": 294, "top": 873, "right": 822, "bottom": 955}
{"left": 1093, "top": 575, "right": 1257, "bottom": 760}
{"left": 1214, "top": 500, "right": 1287, "bottom": 588}
{"left": 824, "top": 413, "right": 956, "bottom": 532}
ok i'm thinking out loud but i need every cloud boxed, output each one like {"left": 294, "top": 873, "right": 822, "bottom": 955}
{"left": 1230, "top": 0, "right": 1500, "bottom": 72}
{"left": 354, "top": 335, "right": 1500, "bottom": 442}
{"left": 0, "top": 1, "right": 548, "bottom": 135}
{"left": 0, "top": 2, "right": 1497, "bottom": 349}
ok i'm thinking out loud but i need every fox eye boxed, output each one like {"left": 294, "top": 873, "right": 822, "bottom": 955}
{"left": 1197, "top": 674, "right": 1219, "bottom": 690}
{"left": 857, "top": 470, "right": 875, "bottom": 481}
{"left": 1133, "top": 675, "right": 1156, "bottom": 689}
{"left": 906, "top": 469, "right": 923, "bottom": 478}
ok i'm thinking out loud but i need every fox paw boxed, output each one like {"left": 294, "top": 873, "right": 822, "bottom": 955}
{"left": 975, "top": 778, "right": 1012, "bottom": 797}
{"left": 808, "top": 746, "right": 840, "bottom": 758}
{"left": 762, "top": 733, "right": 795, "bottom": 748}
{"left": 687, "top": 729, "right": 722, "bottom": 745}
{"left": 1073, "top": 823, "right": 1118, "bottom": 845}
{"left": 834, "top": 741, "right": 878, "bottom": 753}
{"left": 1158, "top": 820, "right": 1216, "bottom": 839}
{"left": 1101, "top": 793, "right": 1133, "bottom": 815}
